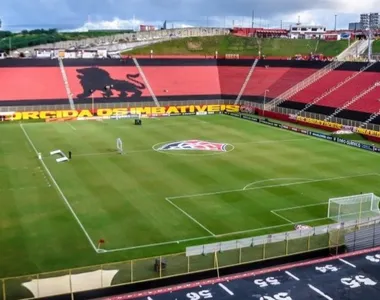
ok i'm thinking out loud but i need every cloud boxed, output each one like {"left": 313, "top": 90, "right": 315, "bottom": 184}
{"left": 66, "top": 18, "right": 193, "bottom": 32}
{"left": 0, "top": 0, "right": 376, "bottom": 31}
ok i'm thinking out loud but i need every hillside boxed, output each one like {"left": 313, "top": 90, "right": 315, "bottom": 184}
{"left": 0, "top": 29, "right": 133, "bottom": 51}
{"left": 124, "top": 35, "right": 349, "bottom": 57}
{"left": 372, "top": 40, "right": 380, "bottom": 53}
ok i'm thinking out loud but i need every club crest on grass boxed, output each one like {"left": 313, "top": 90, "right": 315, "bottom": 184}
{"left": 157, "top": 140, "right": 229, "bottom": 152}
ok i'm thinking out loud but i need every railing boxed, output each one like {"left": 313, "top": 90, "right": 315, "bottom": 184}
{"left": 58, "top": 58, "right": 75, "bottom": 110}
{"left": 362, "top": 104, "right": 380, "bottom": 126}
{"left": 1, "top": 217, "right": 379, "bottom": 300}
{"left": 266, "top": 60, "right": 344, "bottom": 110}
{"left": 325, "top": 82, "right": 380, "bottom": 120}
{"left": 234, "top": 58, "right": 259, "bottom": 105}
{"left": 296, "top": 61, "right": 377, "bottom": 115}
{"left": 258, "top": 104, "right": 380, "bottom": 132}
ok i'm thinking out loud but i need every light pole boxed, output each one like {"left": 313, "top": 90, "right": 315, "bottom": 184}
{"left": 334, "top": 14, "right": 338, "bottom": 31}
{"left": 263, "top": 89, "right": 269, "bottom": 116}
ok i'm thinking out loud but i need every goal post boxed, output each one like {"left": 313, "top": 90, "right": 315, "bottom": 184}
{"left": 116, "top": 138, "right": 123, "bottom": 154}
{"left": 328, "top": 193, "right": 380, "bottom": 222}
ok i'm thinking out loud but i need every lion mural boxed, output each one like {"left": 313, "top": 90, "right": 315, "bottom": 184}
{"left": 75, "top": 67, "right": 146, "bottom": 100}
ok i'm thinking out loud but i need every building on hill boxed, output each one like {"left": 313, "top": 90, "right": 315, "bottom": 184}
{"left": 231, "top": 27, "right": 288, "bottom": 38}
{"left": 289, "top": 24, "right": 326, "bottom": 39}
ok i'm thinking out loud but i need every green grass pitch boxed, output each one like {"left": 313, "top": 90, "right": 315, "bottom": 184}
{"left": 1, "top": 114, "right": 379, "bottom": 278}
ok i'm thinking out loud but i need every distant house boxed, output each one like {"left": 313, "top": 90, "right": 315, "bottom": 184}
{"left": 289, "top": 24, "right": 326, "bottom": 39}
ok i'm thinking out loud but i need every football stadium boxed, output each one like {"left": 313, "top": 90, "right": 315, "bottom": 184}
{"left": 1, "top": 14, "right": 380, "bottom": 300}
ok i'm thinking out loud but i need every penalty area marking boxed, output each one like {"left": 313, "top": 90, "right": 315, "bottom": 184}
{"left": 165, "top": 197, "right": 216, "bottom": 236}
{"left": 271, "top": 210, "right": 294, "bottom": 224}
{"left": 270, "top": 202, "right": 329, "bottom": 225}
{"left": 243, "top": 177, "right": 312, "bottom": 190}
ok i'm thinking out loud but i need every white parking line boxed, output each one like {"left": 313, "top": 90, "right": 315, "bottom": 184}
{"left": 308, "top": 284, "right": 333, "bottom": 300}
{"left": 285, "top": 270, "right": 300, "bottom": 281}
{"left": 218, "top": 283, "right": 234, "bottom": 295}
{"left": 339, "top": 258, "right": 356, "bottom": 268}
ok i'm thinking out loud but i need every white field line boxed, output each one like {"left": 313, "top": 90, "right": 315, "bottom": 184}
{"left": 167, "top": 173, "right": 378, "bottom": 201}
{"left": 272, "top": 202, "right": 329, "bottom": 212}
{"left": 19, "top": 123, "right": 98, "bottom": 252}
{"left": 308, "top": 284, "right": 333, "bottom": 300}
{"left": 339, "top": 258, "right": 356, "bottom": 268}
{"left": 271, "top": 210, "right": 294, "bottom": 224}
{"left": 218, "top": 283, "right": 234, "bottom": 295}
{"left": 243, "top": 177, "right": 312, "bottom": 190}
{"left": 66, "top": 122, "right": 76, "bottom": 131}
{"left": 102, "top": 235, "right": 213, "bottom": 253}
{"left": 225, "top": 113, "right": 380, "bottom": 157}
{"left": 165, "top": 197, "right": 216, "bottom": 236}
{"left": 285, "top": 270, "right": 300, "bottom": 281}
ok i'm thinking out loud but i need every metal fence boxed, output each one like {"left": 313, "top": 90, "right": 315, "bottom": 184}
{"left": 1, "top": 217, "right": 379, "bottom": 300}
{"left": 240, "top": 100, "right": 380, "bottom": 131}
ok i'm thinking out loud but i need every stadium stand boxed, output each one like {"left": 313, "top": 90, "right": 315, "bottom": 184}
{"left": 315, "top": 72, "right": 379, "bottom": 108}
{"left": 243, "top": 67, "right": 318, "bottom": 99}
{"left": 343, "top": 83, "right": 380, "bottom": 113}
{"left": 0, "top": 63, "right": 68, "bottom": 106}
{"left": 0, "top": 58, "right": 379, "bottom": 126}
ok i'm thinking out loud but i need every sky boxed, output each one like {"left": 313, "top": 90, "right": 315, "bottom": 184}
{"left": 0, "top": 0, "right": 378, "bottom": 31}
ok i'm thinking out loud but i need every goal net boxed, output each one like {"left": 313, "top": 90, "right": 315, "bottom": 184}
{"left": 116, "top": 138, "right": 123, "bottom": 154}
{"left": 328, "top": 193, "right": 380, "bottom": 222}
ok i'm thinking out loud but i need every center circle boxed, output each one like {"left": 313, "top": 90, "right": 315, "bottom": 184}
{"left": 152, "top": 140, "right": 235, "bottom": 156}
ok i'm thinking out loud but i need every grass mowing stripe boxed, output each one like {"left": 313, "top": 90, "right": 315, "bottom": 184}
{"left": 103, "top": 235, "right": 213, "bottom": 252}
{"left": 168, "top": 173, "right": 378, "bottom": 200}
{"left": 19, "top": 123, "right": 98, "bottom": 252}
{"left": 224, "top": 113, "right": 380, "bottom": 157}
{"left": 2, "top": 115, "right": 378, "bottom": 278}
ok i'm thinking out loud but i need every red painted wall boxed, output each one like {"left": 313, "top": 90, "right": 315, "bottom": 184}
{"left": 0, "top": 67, "right": 66, "bottom": 101}
{"left": 143, "top": 66, "right": 220, "bottom": 96}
